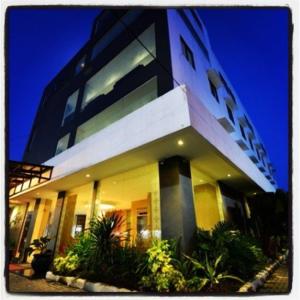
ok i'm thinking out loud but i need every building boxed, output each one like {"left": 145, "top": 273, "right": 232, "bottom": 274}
{"left": 8, "top": 8, "right": 277, "bottom": 260}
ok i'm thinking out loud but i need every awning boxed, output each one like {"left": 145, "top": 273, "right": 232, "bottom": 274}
{"left": 9, "top": 160, "right": 53, "bottom": 197}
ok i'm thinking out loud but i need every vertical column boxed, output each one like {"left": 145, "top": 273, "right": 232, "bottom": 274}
{"left": 150, "top": 163, "right": 161, "bottom": 239}
{"left": 89, "top": 181, "right": 99, "bottom": 219}
{"left": 20, "top": 199, "right": 41, "bottom": 261}
{"left": 159, "top": 156, "right": 196, "bottom": 252}
{"left": 47, "top": 191, "right": 66, "bottom": 253}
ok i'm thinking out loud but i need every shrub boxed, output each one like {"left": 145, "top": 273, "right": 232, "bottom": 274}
{"left": 53, "top": 252, "right": 79, "bottom": 275}
{"left": 66, "top": 233, "right": 94, "bottom": 271}
{"left": 88, "top": 213, "right": 128, "bottom": 269}
{"left": 140, "top": 240, "right": 186, "bottom": 292}
{"left": 184, "top": 254, "right": 243, "bottom": 291}
{"left": 193, "top": 222, "right": 267, "bottom": 280}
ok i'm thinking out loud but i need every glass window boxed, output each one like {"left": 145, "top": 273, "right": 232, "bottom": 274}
{"left": 82, "top": 24, "right": 156, "bottom": 109}
{"left": 62, "top": 90, "right": 79, "bottom": 126}
{"left": 180, "top": 36, "right": 195, "bottom": 69}
{"left": 208, "top": 78, "right": 219, "bottom": 102}
{"left": 256, "top": 148, "right": 261, "bottom": 161}
{"left": 239, "top": 123, "right": 246, "bottom": 140}
{"left": 92, "top": 10, "right": 143, "bottom": 60}
{"left": 249, "top": 137, "right": 254, "bottom": 150}
{"left": 226, "top": 104, "right": 235, "bottom": 124}
{"left": 55, "top": 133, "right": 70, "bottom": 155}
{"left": 76, "top": 77, "right": 157, "bottom": 144}
{"left": 93, "top": 163, "right": 161, "bottom": 246}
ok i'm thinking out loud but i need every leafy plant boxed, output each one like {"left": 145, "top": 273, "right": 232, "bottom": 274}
{"left": 27, "top": 236, "right": 51, "bottom": 256}
{"left": 88, "top": 213, "right": 128, "bottom": 268}
{"left": 66, "top": 233, "right": 94, "bottom": 270}
{"left": 53, "top": 252, "right": 79, "bottom": 275}
{"left": 193, "top": 222, "right": 267, "bottom": 280}
{"left": 140, "top": 240, "right": 186, "bottom": 292}
{"left": 185, "top": 254, "right": 243, "bottom": 291}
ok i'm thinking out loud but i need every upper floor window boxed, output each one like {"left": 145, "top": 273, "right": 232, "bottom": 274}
{"left": 249, "top": 137, "right": 254, "bottom": 150}
{"left": 55, "top": 133, "right": 70, "bottom": 155}
{"left": 219, "top": 73, "right": 236, "bottom": 104}
{"left": 81, "top": 24, "right": 156, "bottom": 109}
{"left": 226, "top": 104, "right": 235, "bottom": 124}
{"left": 76, "top": 76, "right": 157, "bottom": 144}
{"left": 239, "top": 123, "right": 246, "bottom": 140}
{"left": 62, "top": 90, "right": 79, "bottom": 126}
{"left": 256, "top": 148, "right": 261, "bottom": 161}
{"left": 180, "top": 36, "right": 195, "bottom": 69}
{"left": 92, "top": 10, "right": 143, "bottom": 60}
{"left": 208, "top": 79, "right": 219, "bottom": 103}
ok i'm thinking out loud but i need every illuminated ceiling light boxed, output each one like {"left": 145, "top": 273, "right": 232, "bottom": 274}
{"left": 36, "top": 192, "right": 40, "bottom": 196}
{"left": 177, "top": 139, "right": 184, "bottom": 146}
{"left": 253, "top": 192, "right": 257, "bottom": 195}
{"left": 227, "top": 174, "right": 231, "bottom": 178}
{"left": 80, "top": 63, "right": 85, "bottom": 68}
{"left": 85, "top": 174, "right": 91, "bottom": 178}
{"left": 199, "top": 179, "right": 204, "bottom": 183}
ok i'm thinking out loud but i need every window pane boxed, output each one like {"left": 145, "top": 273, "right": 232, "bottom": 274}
{"left": 82, "top": 24, "right": 156, "bottom": 108}
{"left": 62, "top": 90, "right": 79, "bottom": 125}
{"left": 92, "top": 10, "right": 143, "bottom": 60}
{"left": 239, "top": 123, "right": 246, "bottom": 140}
{"left": 76, "top": 77, "right": 157, "bottom": 144}
{"left": 55, "top": 133, "right": 70, "bottom": 155}
{"left": 226, "top": 104, "right": 235, "bottom": 124}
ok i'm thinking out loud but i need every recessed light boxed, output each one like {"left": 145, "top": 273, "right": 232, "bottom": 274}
{"left": 177, "top": 139, "right": 184, "bottom": 146}
{"left": 227, "top": 174, "right": 231, "bottom": 178}
{"left": 85, "top": 174, "right": 91, "bottom": 178}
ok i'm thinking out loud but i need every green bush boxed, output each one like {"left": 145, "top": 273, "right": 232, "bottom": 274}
{"left": 193, "top": 222, "right": 267, "bottom": 280}
{"left": 53, "top": 252, "right": 79, "bottom": 275}
{"left": 184, "top": 254, "right": 243, "bottom": 291}
{"left": 140, "top": 240, "right": 186, "bottom": 292}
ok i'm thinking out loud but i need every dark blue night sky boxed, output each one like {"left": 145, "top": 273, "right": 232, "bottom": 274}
{"left": 8, "top": 7, "right": 289, "bottom": 190}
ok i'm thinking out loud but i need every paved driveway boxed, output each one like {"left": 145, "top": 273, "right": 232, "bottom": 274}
{"left": 259, "top": 263, "right": 290, "bottom": 293}
{"left": 8, "top": 273, "right": 84, "bottom": 293}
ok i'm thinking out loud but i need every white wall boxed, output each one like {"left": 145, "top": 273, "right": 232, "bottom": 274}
{"left": 166, "top": 8, "right": 275, "bottom": 186}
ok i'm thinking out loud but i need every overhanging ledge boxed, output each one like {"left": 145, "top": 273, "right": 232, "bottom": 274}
{"left": 9, "top": 160, "right": 53, "bottom": 197}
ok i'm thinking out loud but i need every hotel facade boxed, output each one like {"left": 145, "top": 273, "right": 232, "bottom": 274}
{"left": 8, "top": 8, "right": 277, "bottom": 259}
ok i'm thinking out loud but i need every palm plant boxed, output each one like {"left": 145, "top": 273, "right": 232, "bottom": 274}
{"left": 88, "top": 213, "right": 128, "bottom": 268}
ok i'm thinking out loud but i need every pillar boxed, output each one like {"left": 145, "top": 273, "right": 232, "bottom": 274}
{"left": 159, "top": 156, "right": 196, "bottom": 252}
{"left": 47, "top": 191, "right": 66, "bottom": 253}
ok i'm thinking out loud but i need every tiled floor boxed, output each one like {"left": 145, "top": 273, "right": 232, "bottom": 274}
{"left": 259, "top": 263, "right": 289, "bottom": 293}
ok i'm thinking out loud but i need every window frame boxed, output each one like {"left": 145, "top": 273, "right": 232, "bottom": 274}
{"left": 208, "top": 78, "right": 219, "bottom": 103}
{"left": 180, "top": 36, "right": 196, "bottom": 69}
{"left": 226, "top": 104, "right": 235, "bottom": 125}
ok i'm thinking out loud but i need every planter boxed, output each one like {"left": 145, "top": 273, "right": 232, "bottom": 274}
{"left": 31, "top": 252, "right": 52, "bottom": 275}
